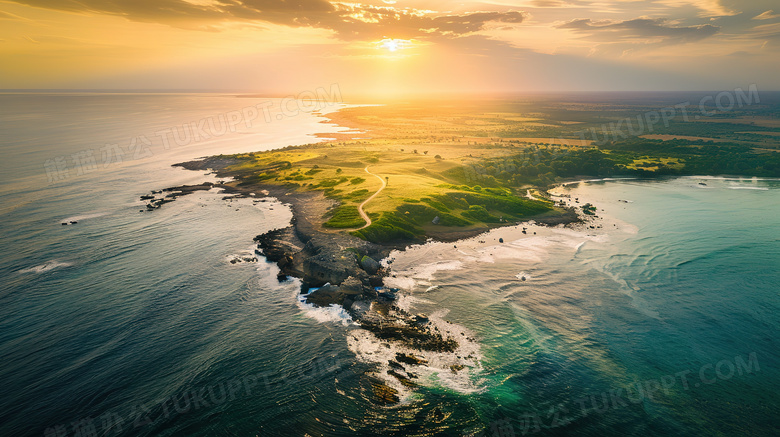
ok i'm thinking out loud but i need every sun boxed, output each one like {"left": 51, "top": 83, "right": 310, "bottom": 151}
{"left": 378, "top": 38, "right": 411, "bottom": 53}
{"left": 383, "top": 39, "right": 400, "bottom": 52}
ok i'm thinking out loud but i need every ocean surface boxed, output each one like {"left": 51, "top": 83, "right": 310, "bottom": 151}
{"left": 1, "top": 94, "right": 778, "bottom": 437}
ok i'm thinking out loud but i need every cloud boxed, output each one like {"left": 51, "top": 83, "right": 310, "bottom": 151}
{"left": 327, "top": 6, "right": 526, "bottom": 40}
{"left": 0, "top": 9, "right": 27, "bottom": 20}
{"left": 657, "top": 0, "right": 737, "bottom": 18}
{"left": 528, "top": 0, "right": 569, "bottom": 7}
{"left": 557, "top": 18, "right": 719, "bottom": 45}
{"left": 7, "top": 0, "right": 526, "bottom": 40}
{"left": 748, "top": 22, "right": 780, "bottom": 40}
{"left": 753, "top": 10, "right": 780, "bottom": 20}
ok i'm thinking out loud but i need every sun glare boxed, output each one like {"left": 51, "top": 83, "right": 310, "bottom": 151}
{"left": 378, "top": 38, "right": 410, "bottom": 52}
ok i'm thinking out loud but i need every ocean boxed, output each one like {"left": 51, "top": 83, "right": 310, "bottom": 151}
{"left": 1, "top": 94, "right": 778, "bottom": 436}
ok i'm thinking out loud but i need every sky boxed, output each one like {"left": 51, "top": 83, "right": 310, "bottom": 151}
{"left": 0, "top": 0, "right": 778, "bottom": 94}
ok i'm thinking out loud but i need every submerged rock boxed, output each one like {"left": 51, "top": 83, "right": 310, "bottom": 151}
{"left": 395, "top": 353, "right": 428, "bottom": 366}
{"left": 371, "top": 380, "right": 400, "bottom": 405}
{"left": 387, "top": 369, "right": 418, "bottom": 387}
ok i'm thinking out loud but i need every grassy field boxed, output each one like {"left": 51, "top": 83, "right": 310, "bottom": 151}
{"left": 222, "top": 139, "right": 558, "bottom": 243}
{"left": 213, "top": 98, "right": 779, "bottom": 243}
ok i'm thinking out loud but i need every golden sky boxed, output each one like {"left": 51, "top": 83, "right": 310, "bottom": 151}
{"left": 0, "top": 0, "right": 778, "bottom": 93}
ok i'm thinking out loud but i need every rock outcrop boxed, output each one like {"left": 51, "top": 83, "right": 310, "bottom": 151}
{"left": 360, "top": 255, "right": 381, "bottom": 275}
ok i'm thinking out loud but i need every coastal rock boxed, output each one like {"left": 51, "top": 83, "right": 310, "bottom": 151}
{"left": 305, "top": 278, "right": 374, "bottom": 307}
{"left": 396, "top": 353, "right": 428, "bottom": 366}
{"left": 360, "top": 255, "right": 381, "bottom": 275}
{"left": 338, "top": 276, "right": 364, "bottom": 296}
{"left": 303, "top": 251, "right": 360, "bottom": 287}
{"left": 368, "top": 274, "right": 384, "bottom": 287}
{"left": 305, "top": 284, "right": 342, "bottom": 307}
{"left": 377, "top": 290, "right": 396, "bottom": 301}
{"left": 412, "top": 313, "right": 429, "bottom": 323}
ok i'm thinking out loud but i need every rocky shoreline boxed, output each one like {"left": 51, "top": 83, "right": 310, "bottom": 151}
{"left": 142, "top": 156, "right": 585, "bottom": 403}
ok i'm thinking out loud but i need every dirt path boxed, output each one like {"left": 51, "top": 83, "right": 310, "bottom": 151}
{"left": 357, "top": 166, "right": 386, "bottom": 229}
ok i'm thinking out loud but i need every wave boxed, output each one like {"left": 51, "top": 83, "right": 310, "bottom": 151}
{"left": 727, "top": 186, "right": 769, "bottom": 190}
{"left": 18, "top": 260, "right": 74, "bottom": 274}
{"left": 383, "top": 260, "right": 464, "bottom": 291}
{"left": 681, "top": 176, "right": 780, "bottom": 181}
{"left": 296, "top": 287, "right": 353, "bottom": 326}
{"left": 383, "top": 222, "right": 620, "bottom": 291}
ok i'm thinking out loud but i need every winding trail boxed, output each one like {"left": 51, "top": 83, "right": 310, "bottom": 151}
{"left": 356, "top": 166, "right": 386, "bottom": 230}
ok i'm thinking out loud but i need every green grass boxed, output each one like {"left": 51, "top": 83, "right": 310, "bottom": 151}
{"left": 350, "top": 213, "right": 421, "bottom": 243}
{"left": 324, "top": 205, "right": 366, "bottom": 228}
{"left": 316, "top": 177, "right": 349, "bottom": 188}
{"left": 461, "top": 205, "right": 501, "bottom": 223}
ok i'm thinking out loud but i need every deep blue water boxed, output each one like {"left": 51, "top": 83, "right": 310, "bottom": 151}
{"left": 1, "top": 95, "right": 778, "bottom": 437}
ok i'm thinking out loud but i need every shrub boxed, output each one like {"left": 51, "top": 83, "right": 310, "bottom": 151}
{"left": 461, "top": 205, "right": 500, "bottom": 223}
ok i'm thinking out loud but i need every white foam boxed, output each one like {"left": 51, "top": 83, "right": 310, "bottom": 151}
{"left": 384, "top": 260, "right": 464, "bottom": 291}
{"left": 727, "top": 186, "right": 769, "bottom": 190}
{"left": 680, "top": 176, "right": 780, "bottom": 182}
{"left": 383, "top": 276, "right": 417, "bottom": 291}
{"left": 515, "top": 272, "right": 532, "bottom": 281}
{"left": 394, "top": 293, "right": 432, "bottom": 312}
{"left": 18, "top": 260, "right": 74, "bottom": 274}
{"left": 346, "top": 309, "right": 485, "bottom": 402}
{"left": 295, "top": 289, "right": 353, "bottom": 326}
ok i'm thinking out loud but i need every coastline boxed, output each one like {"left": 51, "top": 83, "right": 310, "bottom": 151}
{"left": 138, "top": 104, "right": 592, "bottom": 404}
{"left": 144, "top": 159, "right": 591, "bottom": 405}
{"left": 148, "top": 97, "right": 596, "bottom": 299}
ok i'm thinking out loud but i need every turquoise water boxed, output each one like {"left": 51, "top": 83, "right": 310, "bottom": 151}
{"left": 1, "top": 95, "right": 778, "bottom": 436}
{"left": 384, "top": 177, "right": 779, "bottom": 436}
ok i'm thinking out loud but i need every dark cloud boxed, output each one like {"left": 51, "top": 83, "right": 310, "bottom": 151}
{"left": 8, "top": 0, "right": 525, "bottom": 40}
{"left": 557, "top": 18, "right": 719, "bottom": 44}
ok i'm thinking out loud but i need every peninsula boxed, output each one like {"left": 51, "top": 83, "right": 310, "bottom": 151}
{"left": 146, "top": 97, "right": 780, "bottom": 403}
